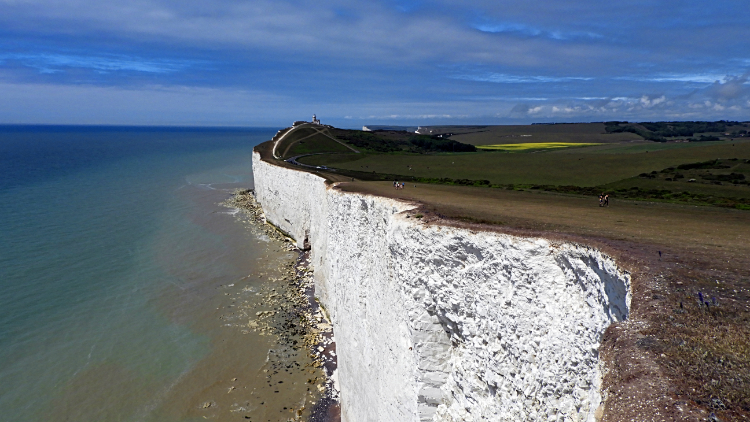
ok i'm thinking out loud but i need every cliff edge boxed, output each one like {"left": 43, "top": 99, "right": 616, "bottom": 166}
{"left": 252, "top": 149, "right": 632, "bottom": 422}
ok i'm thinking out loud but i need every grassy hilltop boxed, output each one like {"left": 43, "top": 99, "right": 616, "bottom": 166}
{"left": 292, "top": 122, "right": 750, "bottom": 210}
{"left": 258, "top": 121, "right": 750, "bottom": 421}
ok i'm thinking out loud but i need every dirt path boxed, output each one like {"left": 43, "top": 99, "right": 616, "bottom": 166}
{"left": 275, "top": 125, "right": 358, "bottom": 159}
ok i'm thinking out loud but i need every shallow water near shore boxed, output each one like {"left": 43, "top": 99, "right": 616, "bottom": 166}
{"left": 0, "top": 126, "right": 322, "bottom": 421}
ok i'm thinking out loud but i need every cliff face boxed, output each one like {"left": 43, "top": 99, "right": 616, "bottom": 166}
{"left": 253, "top": 152, "right": 631, "bottom": 422}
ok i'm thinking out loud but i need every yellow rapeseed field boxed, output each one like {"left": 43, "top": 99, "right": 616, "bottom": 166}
{"left": 476, "top": 142, "right": 602, "bottom": 151}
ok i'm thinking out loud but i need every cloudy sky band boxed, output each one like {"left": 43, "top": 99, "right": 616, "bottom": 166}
{"left": 0, "top": 0, "right": 747, "bottom": 125}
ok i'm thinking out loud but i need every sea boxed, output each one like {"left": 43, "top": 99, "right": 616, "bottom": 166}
{"left": 0, "top": 126, "right": 322, "bottom": 421}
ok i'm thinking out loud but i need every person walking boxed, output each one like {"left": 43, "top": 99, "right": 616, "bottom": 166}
{"left": 604, "top": 194, "right": 609, "bottom": 207}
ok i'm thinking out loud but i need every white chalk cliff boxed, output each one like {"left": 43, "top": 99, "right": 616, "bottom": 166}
{"left": 253, "top": 152, "right": 631, "bottom": 422}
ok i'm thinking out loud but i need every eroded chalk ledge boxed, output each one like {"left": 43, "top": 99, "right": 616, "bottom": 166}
{"left": 252, "top": 151, "right": 631, "bottom": 422}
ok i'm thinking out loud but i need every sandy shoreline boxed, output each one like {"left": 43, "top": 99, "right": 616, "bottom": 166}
{"left": 221, "top": 189, "right": 340, "bottom": 422}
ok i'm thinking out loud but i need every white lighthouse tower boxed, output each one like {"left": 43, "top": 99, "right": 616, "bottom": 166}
{"left": 312, "top": 114, "right": 321, "bottom": 125}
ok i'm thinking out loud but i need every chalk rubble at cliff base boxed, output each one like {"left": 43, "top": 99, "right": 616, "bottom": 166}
{"left": 220, "top": 191, "right": 340, "bottom": 418}
{"left": 253, "top": 152, "right": 632, "bottom": 422}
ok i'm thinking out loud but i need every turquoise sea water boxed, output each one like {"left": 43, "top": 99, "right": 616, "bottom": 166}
{"left": 0, "top": 126, "right": 304, "bottom": 421}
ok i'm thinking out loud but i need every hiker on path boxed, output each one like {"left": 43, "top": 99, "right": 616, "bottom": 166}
{"left": 599, "top": 194, "right": 604, "bottom": 207}
{"left": 604, "top": 194, "right": 609, "bottom": 207}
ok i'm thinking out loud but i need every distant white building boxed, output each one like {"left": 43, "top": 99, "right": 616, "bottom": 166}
{"left": 292, "top": 115, "right": 323, "bottom": 126}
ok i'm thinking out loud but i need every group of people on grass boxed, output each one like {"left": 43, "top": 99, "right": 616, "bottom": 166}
{"left": 599, "top": 193, "right": 610, "bottom": 207}
{"left": 393, "top": 180, "right": 405, "bottom": 190}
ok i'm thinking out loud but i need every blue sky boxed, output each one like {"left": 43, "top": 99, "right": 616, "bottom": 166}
{"left": 0, "top": 0, "right": 748, "bottom": 127}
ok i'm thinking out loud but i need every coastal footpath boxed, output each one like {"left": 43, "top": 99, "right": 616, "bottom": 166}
{"left": 252, "top": 151, "right": 631, "bottom": 421}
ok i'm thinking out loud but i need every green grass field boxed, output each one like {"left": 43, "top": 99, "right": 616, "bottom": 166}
{"left": 298, "top": 139, "right": 750, "bottom": 186}
{"left": 286, "top": 133, "right": 352, "bottom": 156}
{"left": 274, "top": 124, "right": 357, "bottom": 159}
{"left": 339, "top": 181, "right": 750, "bottom": 256}
{"left": 273, "top": 123, "right": 750, "bottom": 209}
{"left": 444, "top": 123, "right": 643, "bottom": 145}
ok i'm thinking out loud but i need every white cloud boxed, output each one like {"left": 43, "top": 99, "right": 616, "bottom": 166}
{"left": 453, "top": 73, "right": 593, "bottom": 84}
{"left": 473, "top": 22, "right": 541, "bottom": 36}
{"left": 639, "top": 95, "right": 666, "bottom": 107}
{"left": 463, "top": 96, "right": 549, "bottom": 101}
{"left": 0, "top": 0, "right": 606, "bottom": 68}
{"left": 471, "top": 19, "right": 602, "bottom": 41}
{"left": 703, "top": 73, "right": 750, "bottom": 101}
{"left": 625, "top": 74, "right": 726, "bottom": 83}
{"left": 0, "top": 52, "right": 195, "bottom": 74}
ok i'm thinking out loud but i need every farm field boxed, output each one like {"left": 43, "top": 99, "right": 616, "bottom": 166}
{"left": 475, "top": 142, "right": 602, "bottom": 151}
{"left": 415, "top": 121, "right": 750, "bottom": 146}
{"left": 298, "top": 138, "right": 750, "bottom": 187}
{"left": 432, "top": 122, "right": 642, "bottom": 145}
